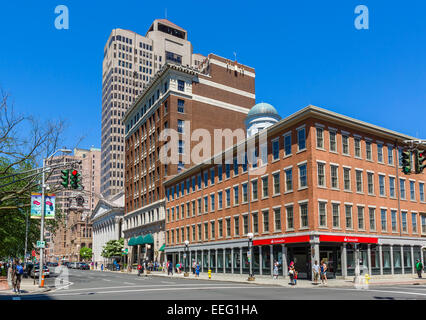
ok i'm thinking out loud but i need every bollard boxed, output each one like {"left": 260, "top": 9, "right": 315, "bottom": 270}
{"left": 40, "top": 272, "right": 45, "bottom": 288}
{"left": 208, "top": 269, "right": 211, "bottom": 279}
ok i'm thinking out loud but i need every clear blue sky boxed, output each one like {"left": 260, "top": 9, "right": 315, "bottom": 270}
{"left": 0, "top": 0, "right": 425, "bottom": 152}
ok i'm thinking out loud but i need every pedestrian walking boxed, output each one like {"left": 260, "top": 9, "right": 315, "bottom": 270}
{"left": 168, "top": 260, "right": 173, "bottom": 276}
{"left": 101, "top": 263, "right": 104, "bottom": 271}
{"left": 320, "top": 260, "right": 328, "bottom": 285}
{"left": 312, "top": 260, "right": 320, "bottom": 285}
{"left": 13, "top": 260, "right": 23, "bottom": 294}
{"left": 95, "top": 262, "right": 98, "bottom": 270}
{"left": 273, "top": 262, "right": 279, "bottom": 280}
{"left": 137, "top": 263, "right": 142, "bottom": 277}
{"left": 288, "top": 261, "right": 297, "bottom": 286}
{"left": 163, "top": 261, "right": 166, "bottom": 273}
{"left": 195, "top": 262, "right": 200, "bottom": 277}
{"left": 416, "top": 259, "right": 423, "bottom": 278}
{"left": 192, "top": 260, "right": 196, "bottom": 275}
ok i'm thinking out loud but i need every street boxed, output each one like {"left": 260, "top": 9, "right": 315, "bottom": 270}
{"left": 2, "top": 268, "right": 426, "bottom": 300}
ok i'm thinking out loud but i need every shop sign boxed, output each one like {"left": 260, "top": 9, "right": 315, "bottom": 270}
{"left": 319, "top": 235, "right": 378, "bottom": 244}
{"left": 253, "top": 235, "right": 310, "bottom": 246}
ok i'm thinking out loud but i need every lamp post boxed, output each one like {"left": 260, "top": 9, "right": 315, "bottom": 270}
{"left": 247, "top": 232, "right": 254, "bottom": 281}
{"left": 184, "top": 240, "right": 189, "bottom": 277}
{"left": 38, "top": 148, "right": 72, "bottom": 287}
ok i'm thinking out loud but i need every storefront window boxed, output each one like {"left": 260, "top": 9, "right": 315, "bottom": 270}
{"left": 404, "top": 246, "right": 412, "bottom": 269}
{"left": 202, "top": 251, "right": 208, "bottom": 271}
{"left": 253, "top": 246, "right": 260, "bottom": 275}
{"left": 225, "top": 249, "right": 232, "bottom": 273}
{"left": 382, "top": 245, "right": 391, "bottom": 275}
{"left": 242, "top": 247, "right": 249, "bottom": 274}
{"left": 413, "top": 246, "right": 421, "bottom": 265}
{"left": 393, "top": 245, "right": 402, "bottom": 274}
{"left": 273, "top": 245, "right": 283, "bottom": 274}
{"left": 233, "top": 249, "right": 241, "bottom": 272}
{"left": 210, "top": 250, "right": 216, "bottom": 271}
{"left": 262, "top": 246, "right": 271, "bottom": 275}
{"left": 371, "top": 245, "right": 381, "bottom": 275}
{"left": 347, "top": 249, "right": 355, "bottom": 276}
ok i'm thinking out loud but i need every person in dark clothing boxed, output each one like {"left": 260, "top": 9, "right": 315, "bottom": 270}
{"left": 167, "top": 260, "right": 173, "bottom": 276}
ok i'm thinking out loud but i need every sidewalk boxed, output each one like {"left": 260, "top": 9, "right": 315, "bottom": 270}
{"left": 0, "top": 276, "right": 51, "bottom": 295}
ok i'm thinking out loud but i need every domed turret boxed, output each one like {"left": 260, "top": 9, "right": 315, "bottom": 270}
{"left": 245, "top": 102, "right": 281, "bottom": 137}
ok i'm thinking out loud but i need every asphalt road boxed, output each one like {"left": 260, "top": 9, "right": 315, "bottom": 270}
{"left": 3, "top": 268, "right": 426, "bottom": 300}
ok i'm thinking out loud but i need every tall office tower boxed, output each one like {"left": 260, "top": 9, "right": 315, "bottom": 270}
{"left": 101, "top": 19, "right": 204, "bottom": 198}
{"left": 122, "top": 54, "right": 256, "bottom": 264}
{"left": 48, "top": 147, "right": 101, "bottom": 262}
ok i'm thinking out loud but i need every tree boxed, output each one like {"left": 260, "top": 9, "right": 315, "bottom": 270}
{"left": 101, "top": 238, "right": 124, "bottom": 259}
{"left": 80, "top": 247, "right": 92, "bottom": 261}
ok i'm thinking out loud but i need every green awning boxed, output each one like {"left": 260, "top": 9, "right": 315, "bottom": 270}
{"left": 143, "top": 234, "right": 154, "bottom": 244}
{"left": 158, "top": 244, "right": 165, "bottom": 252}
{"left": 128, "top": 237, "right": 137, "bottom": 246}
{"left": 135, "top": 235, "right": 144, "bottom": 245}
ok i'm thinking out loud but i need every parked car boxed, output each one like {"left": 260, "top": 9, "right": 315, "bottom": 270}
{"left": 30, "top": 265, "right": 50, "bottom": 278}
{"left": 69, "top": 262, "right": 79, "bottom": 269}
{"left": 78, "top": 263, "right": 89, "bottom": 270}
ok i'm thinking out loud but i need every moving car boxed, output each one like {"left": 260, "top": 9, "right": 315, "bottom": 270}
{"left": 78, "top": 263, "right": 90, "bottom": 270}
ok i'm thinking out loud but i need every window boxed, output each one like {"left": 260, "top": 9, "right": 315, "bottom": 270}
{"left": 251, "top": 180, "right": 258, "bottom": 200}
{"left": 225, "top": 164, "right": 230, "bottom": 179}
{"left": 226, "top": 218, "right": 231, "bottom": 237}
{"left": 381, "top": 209, "right": 387, "bottom": 231}
{"left": 273, "top": 172, "right": 280, "bottom": 195}
{"left": 242, "top": 183, "right": 248, "bottom": 203}
{"left": 263, "top": 210, "right": 269, "bottom": 233}
{"left": 218, "top": 220, "right": 223, "bottom": 238}
{"left": 332, "top": 203, "right": 340, "bottom": 228}
{"left": 284, "top": 134, "right": 292, "bottom": 156}
{"left": 225, "top": 189, "right": 231, "bottom": 207}
{"left": 412, "top": 213, "right": 418, "bottom": 233}
{"left": 330, "top": 165, "right": 339, "bottom": 189}
{"left": 211, "top": 221, "right": 215, "bottom": 239}
{"left": 367, "top": 172, "right": 374, "bottom": 195}
{"left": 243, "top": 215, "right": 249, "bottom": 235}
{"left": 218, "top": 191, "right": 223, "bottom": 209}
{"left": 379, "top": 175, "right": 386, "bottom": 197}
{"left": 262, "top": 176, "right": 269, "bottom": 198}
{"left": 354, "top": 137, "right": 361, "bottom": 158}
{"left": 234, "top": 216, "right": 240, "bottom": 236}
{"left": 285, "top": 206, "right": 294, "bottom": 230}
{"left": 389, "top": 177, "right": 396, "bottom": 198}
{"left": 402, "top": 211, "right": 407, "bottom": 232}
{"left": 369, "top": 208, "right": 376, "bottom": 231}
{"left": 176, "top": 206, "right": 180, "bottom": 221}
{"left": 420, "top": 183, "right": 425, "bottom": 202}
{"left": 177, "top": 80, "right": 185, "bottom": 91}
{"left": 356, "top": 170, "right": 363, "bottom": 193}
{"left": 400, "top": 179, "right": 406, "bottom": 200}
{"left": 252, "top": 212, "right": 258, "bottom": 234}
{"left": 274, "top": 207, "right": 282, "bottom": 231}
{"left": 210, "top": 194, "right": 215, "bottom": 211}
{"left": 388, "top": 146, "right": 394, "bottom": 165}
{"left": 342, "top": 135, "right": 349, "bottom": 155}
{"left": 197, "top": 198, "right": 201, "bottom": 215}
{"left": 233, "top": 157, "right": 238, "bottom": 176}
{"left": 377, "top": 143, "right": 383, "bottom": 163}
{"left": 197, "top": 224, "right": 202, "bottom": 241}
{"left": 297, "top": 127, "right": 306, "bottom": 151}
{"left": 359, "top": 206, "right": 365, "bottom": 229}
{"left": 192, "top": 200, "right": 196, "bottom": 216}
{"left": 317, "top": 163, "right": 325, "bottom": 187}
{"left": 299, "top": 164, "right": 307, "bottom": 188}
{"left": 319, "top": 202, "right": 327, "bottom": 227}
{"left": 218, "top": 165, "right": 223, "bottom": 182}
{"left": 178, "top": 140, "right": 184, "bottom": 154}
{"left": 177, "top": 99, "right": 185, "bottom": 113}
{"left": 366, "top": 141, "right": 372, "bottom": 160}
{"left": 343, "top": 168, "right": 351, "bottom": 191}
{"left": 422, "top": 215, "right": 426, "bottom": 234}
{"left": 204, "top": 171, "right": 208, "bottom": 187}
{"left": 329, "top": 130, "right": 337, "bottom": 152}
{"left": 316, "top": 127, "right": 324, "bottom": 149}
{"left": 210, "top": 168, "right": 215, "bottom": 185}
{"left": 178, "top": 161, "right": 184, "bottom": 172}
{"left": 410, "top": 181, "right": 416, "bottom": 201}
{"left": 204, "top": 195, "right": 208, "bottom": 213}
{"left": 272, "top": 139, "right": 279, "bottom": 160}
{"left": 192, "top": 225, "right": 196, "bottom": 242}
{"left": 285, "top": 168, "right": 293, "bottom": 191}
{"left": 233, "top": 186, "right": 239, "bottom": 205}
{"left": 197, "top": 174, "right": 201, "bottom": 189}
{"left": 300, "top": 203, "right": 308, "bottom": 228}
{"left": 391, "top": 210, "right": 397, "bottom": 232}
{"left": 345, "top": 205, "right": 353, "bottom": 229}
{"left": 204, "top": 222, "right": 208, "bottom": 240}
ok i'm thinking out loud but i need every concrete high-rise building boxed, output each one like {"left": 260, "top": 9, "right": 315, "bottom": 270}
{"left": 101, "top": 19, "right": 205, "bottom": 198}
{"left": 48, "top": 147, "right": 101, "bottom": 262}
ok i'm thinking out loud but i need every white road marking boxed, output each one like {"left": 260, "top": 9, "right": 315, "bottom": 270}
{"left": 103, "top": 279, "right": 112, "bottom": 282}
{"left": 123, "top": 282, "right": 134, "bottom": 285}
{"left": 318, "top": 287, "right": 426, "bottom": 297}
{"left": 161, "top": 281, "right": 176, "bottom": 284}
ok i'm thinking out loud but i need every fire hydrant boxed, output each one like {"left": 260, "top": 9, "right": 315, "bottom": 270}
{"left": 365, "top": 273, "right": 371, "bottom": 285}
{"left": 208, "top": 269, "right": 211, "bottom": 279}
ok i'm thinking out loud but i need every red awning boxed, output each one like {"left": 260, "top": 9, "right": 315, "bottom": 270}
{"left": 319, "top": 235, "right": 378, "bottom": 244}
{"left": 253, "top": 235, "right": 310, "bottom": 246}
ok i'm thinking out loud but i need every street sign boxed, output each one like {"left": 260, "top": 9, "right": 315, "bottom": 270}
{"left": 36, "top": 241, "right": 46, "bottom": 248}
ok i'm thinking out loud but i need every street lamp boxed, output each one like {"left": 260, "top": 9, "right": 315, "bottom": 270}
{"left": 38, "top": 148, "right": 72, "bottom": 287}
{"left": 247, "top": 232, "right": 254, "bottom": 281}
{"left": 184, "top": 240, "right": 189, "bottom": 277}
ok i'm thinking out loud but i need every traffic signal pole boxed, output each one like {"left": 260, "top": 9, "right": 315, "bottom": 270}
{"left": 38, "top": 167, "right": 46, "bottom": 287}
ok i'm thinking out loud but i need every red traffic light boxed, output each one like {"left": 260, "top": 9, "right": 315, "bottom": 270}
{"left": 72, "top": 170, "right": 78, "bottom": 176}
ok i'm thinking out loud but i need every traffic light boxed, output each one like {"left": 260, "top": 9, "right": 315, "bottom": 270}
{"left": 70, "top": 169, "right": 81, "bottom": 189}
{"left": 401, "top": 151, "right": 411, "bottom": 175}
{"left": 415, "top": 149, "right": 426, "bottom": 174}
{"left": 60, "top": 169, "right": 69, "bottom": 188}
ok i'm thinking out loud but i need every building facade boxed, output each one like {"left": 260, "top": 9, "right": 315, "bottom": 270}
{"left": 123, "top": 55, "right": 256, "bottom": 265}
{"left": 164, "top": 104, "right": 426, "bottom": 279}
{"left": 101, "top": 19, "right": 205, "bottom": 198}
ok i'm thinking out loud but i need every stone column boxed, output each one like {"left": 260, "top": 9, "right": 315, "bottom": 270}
{"left": 189, "top": 251, "right": 192, "bottom": 272}
{"left": 270, "top": 245, "right": 273, "bottom": 276}
{"left": 215, "top": 249, "right": 218, "bottom": 273}
{"left": 201, "top": 250, "right": 204, "bottom": 273}
{"left": 259, "top": 246, "right": 263, "bottom": 275}
{"left": 390, "top": 245, "right": 394, "bottom": 275}
{"left": 208, "top": 249, "right": 211, "bottom": 270}
{"left": 240, "top": 247, "right": 243, "bottom": 275}
{"left": 342, "top": 243, "right": 347, "bottom": 278}
{"left": 223, "top": 249, "right": 226, "bottom": 274}
{"left": 367, "top": 244, "right": 372, "bottom": 275}
{"left": 421, "top": 248, "right": 425, "bottom": 270}
{"left": 231, "top": 248, "right": 234, "bottom": 274}
{"left": 282, "top": 244, "right": 288, "bottom": 278}
{"left": 311, "top": 241, "right": 320, "bottom": 280}
{"left": 411, "top": 246, "right": 415, "bottom": 274}
{"left": 137, "top": 245, "right": 140, "bottom": 265}
{"left": 401, "top": 246, "right": 405, "bottom": 275}
{"left": 379, "top": 244, "right": 383, "bottom": 275}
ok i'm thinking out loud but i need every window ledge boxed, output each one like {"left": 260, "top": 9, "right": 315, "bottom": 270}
{"left": 296, "top": 149, "right": 307, "bottom": 154}
{"left": 272, "top": 193, "right": 281, "bottom": 198}
{"left": 317, "top": 186, "right": 327, "bottom": 189}
{"left": 272, "top": 158, "right": 280, "bottom": 164}
{"left": 284, "top": 190, "right": 294, "bottom": 194}
{"left": 316, "top": 148, "right": 326, "bottom": 152}
{"left": 298, "top": 187, "right": 308, "bottom": 191}
{"left": 283, "top": 154, "right": 292, "bottom": 159}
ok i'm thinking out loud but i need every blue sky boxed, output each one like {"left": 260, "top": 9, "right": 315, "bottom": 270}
{"left": 0, "top": 0, "right": 425, "bottom": 153}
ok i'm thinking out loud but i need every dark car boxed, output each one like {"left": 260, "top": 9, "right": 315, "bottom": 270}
{"left": 78, "top": 263, "right": 90, "bottom": 270}
{"left": 30, "top": 265, "right": 50, "bottom": 278}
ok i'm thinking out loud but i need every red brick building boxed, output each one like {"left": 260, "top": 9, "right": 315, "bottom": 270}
{"left": 123, "top": 55, "right": 256, "bottom": 264}
{"left": 164, "top": 104, "right": 426, "bottom": 279}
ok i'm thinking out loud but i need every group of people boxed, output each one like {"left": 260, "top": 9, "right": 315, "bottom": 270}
{"left": 285, "top": 260, "right": 328, "bottom": 286}
{"left": 162, "top": 260, "right": 201, "bottom": 277}
{"left": 4, "top": 259, "right": 24, "bottom": 294}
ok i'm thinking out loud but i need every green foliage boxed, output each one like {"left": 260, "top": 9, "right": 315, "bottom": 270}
{"left": 80, "top": 247, "right": 92, "bottom": 261}
{"left": 101, "top": 238, "right": 124, "bottom": 259}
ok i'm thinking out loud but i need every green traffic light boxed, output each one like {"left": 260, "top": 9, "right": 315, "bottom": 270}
{"left": 60, "top": 169, "right": 69, "bottom": 188}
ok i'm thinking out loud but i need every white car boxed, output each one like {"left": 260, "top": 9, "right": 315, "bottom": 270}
{"left": 30, "top": 265, "right": 50, "bottom": 277}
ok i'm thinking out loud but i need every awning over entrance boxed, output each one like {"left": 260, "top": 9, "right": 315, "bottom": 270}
{"left": 135, "top": 236, "right": 144, "bottom": 245}
{"left": 143, "top": 234, "right": 154, "bottom": 244}
{"left": 159, "top": 244, "right": 165, "bottom": 252}
{"left": 253, "top": 235, "right": 310, "bottom": 246}
{"left": 128, "top": 237, "right": 137, "bottom": 246}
